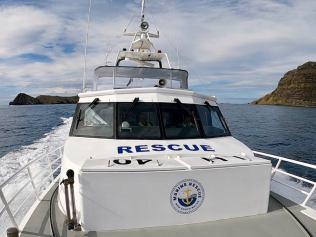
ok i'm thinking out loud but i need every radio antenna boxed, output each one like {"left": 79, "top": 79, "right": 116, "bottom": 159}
{"left": 141, "top": 0, "right": 145, "bottom": 22}
{"left": 83, "top": 0, "right": 93, "bottom": 92}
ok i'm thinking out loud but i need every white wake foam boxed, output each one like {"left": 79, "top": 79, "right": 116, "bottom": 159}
{"left": 0, "top": 117, "right": 72, "bottom": 184}
{"left": 0, "top": 117, "right": 72, "bottom": 235}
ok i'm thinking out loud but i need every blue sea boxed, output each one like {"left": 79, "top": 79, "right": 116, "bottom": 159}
{"left": 0, "top": 103, "right": 315, "bottom": 182}
{"left": 0, "top": 104, "right": 75, "bottom": 157}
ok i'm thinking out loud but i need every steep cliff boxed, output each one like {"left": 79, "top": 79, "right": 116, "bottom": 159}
{"left": 252, "top": 62, "right": 316, "bottom": 107}
{"left": 9, "top": 93, "right": 78, "bottom": 105}
{"left": 36, "top": 95, "right": 78, "bottom": 104}
{"left": 9, "top": 93, "right": 40, "bottom": 105}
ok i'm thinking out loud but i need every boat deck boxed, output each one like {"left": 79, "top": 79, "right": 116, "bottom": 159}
{"left": 20, "top": 182, "right": 316, "bottom": 237}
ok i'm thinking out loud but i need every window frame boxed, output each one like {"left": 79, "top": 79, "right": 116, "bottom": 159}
{"left": 69, "top": 102, "right": 231, "bottom": 140}
{"left": 195, "top": 104, "right": 231, "bottom": 138}
{"left": 159, "top": 102, "right": 203, "bottom": 139}
{"left": 69, "top": 102, "right": 115, "bottom": 139}
{"left": 116, "top": 102, "right": 163, "bottom": 140}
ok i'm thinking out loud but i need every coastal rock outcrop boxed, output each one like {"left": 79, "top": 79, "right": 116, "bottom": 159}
{"left": 9, "top": 93, "right": 40, "bottom": 105}
{"left": 9, "top": 93, "right": 79, "bottom": 105}
{"left": 36, "top": 95, "right": 78, "bottom": 104}
{"left": 252, "top": 62, "right": 316, "bottom": 107}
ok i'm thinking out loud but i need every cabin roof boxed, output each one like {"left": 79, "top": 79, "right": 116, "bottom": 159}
{"left": 78, "top": 87, "right": 217, "bottom": 105}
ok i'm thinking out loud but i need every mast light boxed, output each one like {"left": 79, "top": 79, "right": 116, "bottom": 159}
{"left": 140, "top": 21, "right": 149, "bottom": 30}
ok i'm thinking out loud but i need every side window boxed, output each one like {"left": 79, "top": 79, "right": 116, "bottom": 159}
{"left": 196, "top": 105, "right": 227, "bottom": 137}
{"left": 211, "top": 111, "right": 224, "bottom": 129}
{"left": 72, "top": 103, "right": 114, "bottom": 137}
{"left": 117, "top": 102, "right": 161, "bottom": 139}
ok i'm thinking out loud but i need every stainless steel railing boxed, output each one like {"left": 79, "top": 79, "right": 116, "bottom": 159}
{"left": 0, "top": 146, "right": 63, "bottom": 233}
{"left": 253, "top": 151, "right": 316, "bottom": 208}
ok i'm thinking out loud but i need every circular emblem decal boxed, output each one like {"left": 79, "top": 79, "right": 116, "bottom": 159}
{"left": 170, "top": 179, "right": 205, "bottom": 214}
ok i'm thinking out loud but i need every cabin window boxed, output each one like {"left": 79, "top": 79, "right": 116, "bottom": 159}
{"left": 72, "top": 103, "right": 114, "bottom": 138}
{"left": 70, "top": 102, "right": 230, "bottom": 139}
{"left": 117, "top": 102, "right": 161, "bottom": 139}
{"left": 160, "top": 103, "right": 200, "bottom": 139}
{"left": 196, "top": 105, "right": 227, "bottom": 137}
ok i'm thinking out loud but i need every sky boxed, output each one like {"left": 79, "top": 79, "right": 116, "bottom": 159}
{"left": 0, "top": 0, "right": 316, "bottom": 105}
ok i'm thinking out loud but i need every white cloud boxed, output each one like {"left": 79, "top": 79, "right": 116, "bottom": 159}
{"left": 0, "top": 0, "right": 316, "bottom": 103}
{"left": 0, "top": 6, "right": 61, "bottom": 57}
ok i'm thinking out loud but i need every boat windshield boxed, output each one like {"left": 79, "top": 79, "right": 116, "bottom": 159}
{"left": 94, "top": 66, "right": 188, "bottom": 89}
{"left": 72, "top": 103, "right": 114, "bottom": 138}
{"left": 71, "top": 102, "right": 230, "bottom": 139}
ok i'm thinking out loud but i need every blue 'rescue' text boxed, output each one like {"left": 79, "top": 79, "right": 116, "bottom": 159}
{"left": 117, "top": 144, "right": 215, "bottom": 154}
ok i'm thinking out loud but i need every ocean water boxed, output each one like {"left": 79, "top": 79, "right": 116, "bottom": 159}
{"left": 0, "top": 104, "right": 315, "bottom": 175}
{"left": 0, "top": 104, "right": 75, "bottom": 185}
{"left": 0, "top": 103, "right": 315, "bottom": 232}
{"left": 220, "top": 104, "right": 316, "bottom": 181}
{"left": 0, "top": 104, "right": 75, "bottom": 158}
{"left": 0, "top": 103, "right": 315, "bottom": 180}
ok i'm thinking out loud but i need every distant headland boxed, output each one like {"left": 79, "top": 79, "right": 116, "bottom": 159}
{"left": 252, "top": 61, "right": 316, "bottom": 107}
{"left": 9, "top": 93, "right": 79, "bottom": 105}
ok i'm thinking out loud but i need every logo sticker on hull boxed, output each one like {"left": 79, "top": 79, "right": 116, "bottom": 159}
{"left": 170, "top": 179, "right": 205, "bottom": 214}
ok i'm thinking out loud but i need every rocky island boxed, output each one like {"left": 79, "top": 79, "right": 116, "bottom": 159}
{"left": 252, "top": 62, "right": 316, "bottom": 107}
{"left": 9, "top": 93, "right": 78, "bottom": 105}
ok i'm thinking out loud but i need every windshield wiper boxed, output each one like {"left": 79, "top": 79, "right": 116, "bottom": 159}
{"left": 204, "top": 101, "right": 213, "bottom": 111}
{"left": 204, "top": 101, "right": 211, "bottom": 107}
{"left": 86, "top": 98, "right": 100, "bottom": 109}
{"left": 126, "top": 78, "right": 133, "bottom": 87}
{"left": 174, "top": 98, "right": 191, "bottom": 115}
{"left": 75, "top": 98, "right": 100, "bottom": 129}
{"left": 123, "top": 97, "right": 139, "bottom": 121}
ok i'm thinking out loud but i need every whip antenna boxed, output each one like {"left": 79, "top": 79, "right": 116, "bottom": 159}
{"left": 83, "top": 0, "right": 93, "bottom": 92}
{"left": 141, "top": 0, "right": 145, "bottom": 22}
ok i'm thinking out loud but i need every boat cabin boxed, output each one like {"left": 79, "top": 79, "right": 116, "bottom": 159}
{"left": 57, "top": 5, "right": 272, "bottom": 232}
{"left": 57, "top": 66, "right": 271, "bottom": 231}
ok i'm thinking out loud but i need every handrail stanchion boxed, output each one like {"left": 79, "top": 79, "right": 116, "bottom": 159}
{"left": 272, "top": 159, "right": 282, "bottom": 178}
{"left": 302, "top": 184, "right": 316, "bottom": 207}
{"left": 46, "top": 155, "right": 54, "bottom": 182}
{"left": 0, "top": 189, "right": 18, "bottom": 228}
{"left": 27, "top": 167, "right": 40, "bottom": 200}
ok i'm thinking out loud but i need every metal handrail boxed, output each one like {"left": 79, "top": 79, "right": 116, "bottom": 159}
{"left": 0, "top": 146, "right": 63, "bottom": 229}
{"left": 253, "top": 150, "right": 316, "bottom": 208}
{"left": 0, "top": 147, "right": 62, "bottom": 189}
{"left": 275, "top": 169, "right": 315, "bottom": 185}
{"left": 254, "top": 151, "right": 316, "bottom": 170}
{"left": 272, "top": 179, "right": 309, "bottom": 195}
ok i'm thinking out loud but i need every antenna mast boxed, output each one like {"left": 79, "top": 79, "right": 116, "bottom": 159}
{"left": 141, "top": 0, "right": 145, "bottom": 22}
{"left": 83, "top": 0, "right": 92, "bottom": 92}
{"left": 117, "top": 0, "right": 171, "bottom": 68}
